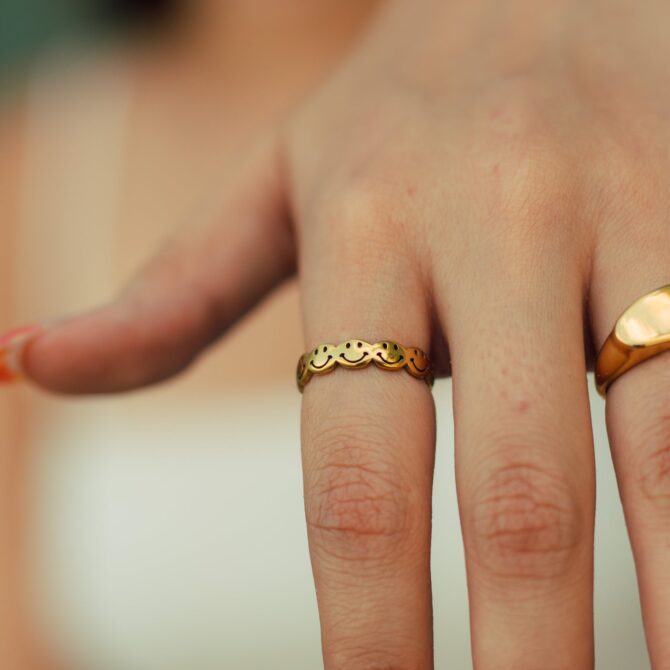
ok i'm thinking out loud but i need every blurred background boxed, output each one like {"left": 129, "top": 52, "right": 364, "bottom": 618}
{"left": 0, "top": 1, "right": 651, "bottom": 668}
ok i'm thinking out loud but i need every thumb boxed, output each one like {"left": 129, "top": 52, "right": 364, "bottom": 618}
{"left": 5, "top": 137, "right": 295, "bottom": 394}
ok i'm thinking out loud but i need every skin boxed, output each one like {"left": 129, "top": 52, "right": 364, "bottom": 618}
{"left": 6, "top": 0, "right": 670, "bottom": 666}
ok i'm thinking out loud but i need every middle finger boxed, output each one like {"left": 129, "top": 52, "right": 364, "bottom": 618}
{"left": 441, "top": 234, "right": 595, "bottom": 668}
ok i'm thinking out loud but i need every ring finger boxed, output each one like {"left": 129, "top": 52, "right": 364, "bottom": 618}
{"left": 591, "top": 227, "right": 670, "bottom": 667}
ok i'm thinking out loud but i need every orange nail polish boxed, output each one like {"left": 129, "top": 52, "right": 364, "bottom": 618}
{"left": 0, "top": 325, "right": 43, "bottom": 383}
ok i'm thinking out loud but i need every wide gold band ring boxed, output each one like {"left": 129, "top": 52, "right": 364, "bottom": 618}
{"left": 596, "top": 285, "right": 670, "bottom": 396}
{"left": 296, "top": 339, "right": 434, "bottom": 392}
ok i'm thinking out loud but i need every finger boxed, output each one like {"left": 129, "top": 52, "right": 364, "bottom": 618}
{"left": 443, "top": 249, "right": 595, "bottom": 668}
{"left": 299, "top": 195, "right": 436, "bottom": 669}
{"left": 11, "top": 137, "right": 294, "bottom": 393}
{"left": 591, "top": 233, "right": 670, "bottom": 666}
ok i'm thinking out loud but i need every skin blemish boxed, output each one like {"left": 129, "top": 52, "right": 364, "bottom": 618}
{"left": 517, "top": 400, "right": 530, "bottom": 413}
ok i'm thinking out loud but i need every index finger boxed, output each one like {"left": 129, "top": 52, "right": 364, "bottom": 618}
{"left": 298, "top": 200, "right": 436, "bottom": 669}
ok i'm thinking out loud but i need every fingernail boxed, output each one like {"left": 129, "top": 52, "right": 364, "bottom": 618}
{"left": 0, "top": 325, "right": 44, "bottom": 383}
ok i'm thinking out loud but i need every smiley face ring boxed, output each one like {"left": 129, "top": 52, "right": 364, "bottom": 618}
{"left": 296, "top": 339, "right": 434, "bottom": 392}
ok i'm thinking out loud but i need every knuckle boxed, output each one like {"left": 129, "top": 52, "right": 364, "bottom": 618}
{"left": 326, "top": 179, "right": 393, "bottom": 225}
{"left": 471, "top": 147, "right": 578, "bottom": 277}
{"left": 316, "top": 177, "right": 395, "bottom": 234}
{"left": 309, "top": 179, "right": 412, "bottom": 281}
{"left": 329, "top": 646, "right": 417, "bottom": 670}
{"left": 305, "top": 423, "right": 414, "bottom": 563}
{"left": 630, "top": 413, "right": 670, "bottom": 516}
{"left": 473, "top": 74, "right": 563, "bottom": 159}
{"left": 466, "top": 457, "right": 583, "bottom": 580}
{"left": 483, "top": 147, "right": 569, "bottom": 242}
{"left": 472, "top": 79, "right": 577, "bottom": 247}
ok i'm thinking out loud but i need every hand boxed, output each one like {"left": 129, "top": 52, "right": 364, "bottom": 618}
{"left": 7, "top": 0, "right": 670, "bottom": 667}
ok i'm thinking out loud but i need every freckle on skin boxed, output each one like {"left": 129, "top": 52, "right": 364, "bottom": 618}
{"left": 517, "top": 400, "right": 530, "bottom": 413}
{"left": 406, "top": 185, "right": 416, "bottom": 196}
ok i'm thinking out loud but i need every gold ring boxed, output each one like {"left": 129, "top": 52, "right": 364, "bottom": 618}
{"left": 596, "top": 284, "right": 670, "bottom": 396}
{"left": 296, "top": 339, "right": 434, "bottom": 392}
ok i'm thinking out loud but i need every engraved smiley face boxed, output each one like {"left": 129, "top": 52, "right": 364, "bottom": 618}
{"left": 336, "top": 339, "right": 373, "bottom": 368}
{"left": 373, "top": 340, "right": 406, "bottom": 369}
{"left": 406, "top": 347, "right": 430, "bottom": 378}
{"left": 296, "top": 355, "right": 310, "bottom": 388}
{"left": 306, "top": 344, "right": 337, "bottom": 374}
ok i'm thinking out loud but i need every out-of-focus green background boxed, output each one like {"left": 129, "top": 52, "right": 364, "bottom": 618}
{"left": 1, "top": 1, "right": 96, "bottom": 78}
{"left": 1, "top": 0, "right": 167, "bottom": 86}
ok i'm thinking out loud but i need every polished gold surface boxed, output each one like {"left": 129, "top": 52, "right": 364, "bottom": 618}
{"left": 596, "top": 285, "right": 670, "bottom": 396}
{"left": 296, "top": 339, "right": 434, "bottom": 392}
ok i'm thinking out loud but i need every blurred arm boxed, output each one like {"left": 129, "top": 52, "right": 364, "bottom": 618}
{"left": 0, "top": 95, "right": 56, "bottom": 670}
